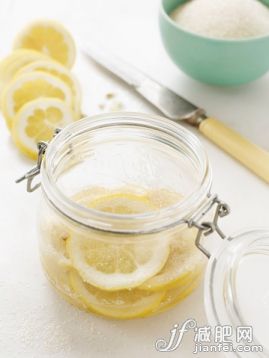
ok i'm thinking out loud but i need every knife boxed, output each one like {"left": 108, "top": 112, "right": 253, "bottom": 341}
{"left": 83, "top": 44, "right": 269, "bottom": 184}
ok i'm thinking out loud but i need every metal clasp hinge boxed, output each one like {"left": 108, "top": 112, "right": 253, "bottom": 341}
{"left": 15, "top": 128, "right": 62, "bottom": 192}
{"left": 15, "top": 141, "right": 48, "bottom": 192}
{"left": 187, "top": 196, "right": 230, "bottom": 258}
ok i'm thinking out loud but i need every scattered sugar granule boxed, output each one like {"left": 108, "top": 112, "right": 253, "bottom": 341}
{"left": 106, "top": 92, "right": 115, "bottom": 99}
{"left": 108, "top": 99, "right": 124, "bottom": 112}
{"left": 98, "top": 92, "right": 124, "bottom": 112}
{"left": 171, "top": 0, "right": 269, "bottom": 39}
{"left": 98, "top": 103, "right": 105, "bottom": 110}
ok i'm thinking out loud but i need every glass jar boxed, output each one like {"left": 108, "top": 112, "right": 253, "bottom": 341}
{"left": 19, "top": 112, "right": 213, "bottom": 319}
{"left": 18, "top": 112, "right": 269, "bottom": 355}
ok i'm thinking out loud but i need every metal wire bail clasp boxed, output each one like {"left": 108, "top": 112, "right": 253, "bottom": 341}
{"left": 15, "top": 141, "right": 48, "bottom": 192}
{"left": 16, "top": 128, "right": 62, "bottom": 192}
{"left": 187, "top": 196, "right": 230, "bottom": 258}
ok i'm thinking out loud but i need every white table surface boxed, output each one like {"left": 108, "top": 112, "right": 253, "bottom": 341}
{"left": 0, "top": 0, "right": 269, "bottom": 357}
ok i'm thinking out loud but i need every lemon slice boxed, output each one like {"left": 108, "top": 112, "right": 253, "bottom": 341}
{"left": 11, "top": 97, "right": 74, "bottom": 159}
{"left": 73, "top": 187, "right": 183, "bottom": 212}
{"left": 90, "top": 192, "right": 157, "bottom": 214}
{"left": 41, "top": 252, "right": 72, "bottom": 290}
{"left": 139, "top": 228, "right": 206, "bottom": 291}
{"left": 67, "top": 233, "right": 170, "bottom": 291}
{"left": 17, "top": 59, "right": 81, "bottom": 118}
{"left": 39, "top": 214, "right": 72, "bottom": 289}
{"left": 155, "top": 273, "right": 202, "bottom": 314}
{"left": 146, "top": 272, "right": 202, "bottom": 317}
{"left": 1, "top": 71, "right": 73, "bottom": 128}
{"left": 39, "top": 216, "right": 70, "bottom": 261}
{"left": 13, "top": 20, "right": 76, "bottom": 68}
{"left": 39, "top": 218, "right": 87, "bottom": 310}
{"left": 0, "top": 49, "right": 48, "bottom": 92}
{"left": 41, "top": 251, "right": 87, "bottom": 311}
{"left": 69, "top": 270, "right": 165, "bottom": 319}
{"left": 66, "top": 192, "right": 170, "bottom": 290}
{"left": 72, "top": 186, "right": 112, "bottom": 204}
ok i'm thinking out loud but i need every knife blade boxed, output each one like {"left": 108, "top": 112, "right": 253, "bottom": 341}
{"left": 83, "top": 44, "right": 203, "bottom": 122}
{"left": 83, "top": 44, "right": 269, "bottom": 184}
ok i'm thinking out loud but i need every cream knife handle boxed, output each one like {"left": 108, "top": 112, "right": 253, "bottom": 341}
{"left": 199, "top": 117, "right": 269, "bottom": 184}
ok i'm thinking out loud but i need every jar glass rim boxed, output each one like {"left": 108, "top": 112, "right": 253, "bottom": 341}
{"left": 41, "top": 112, "right": 212, "bottom": 233}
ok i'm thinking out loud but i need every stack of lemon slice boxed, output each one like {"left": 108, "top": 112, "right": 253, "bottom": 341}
{"left": 40, "top": 187, "right": 206, "bottom": 319}
{"left": 0, "top": 20, "right": 81, "bottom": 159}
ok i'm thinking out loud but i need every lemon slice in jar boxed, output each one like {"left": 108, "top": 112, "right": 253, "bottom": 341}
{"left": 39, "top": 216, "right": 72, "bottom": 292}
{"left": 66, "top": 192, "right": 171, "bottom": 291}
{"left": 69, "top": 270, "right": 165, "bottom": 319}
{"left": 16, "top": 59, "right": 81, "bottom": 118}
{"left": 41, "top": 253, "right": 72, "bottom": 292}
{"left": 90, "top": 192, "right": 157, "bottom": 214}
{"left": 39, "top": 218, "right": 88, "bottom": 311}
{"left": 139, "top": 228, "right": 206, "bottom": 291}
{"left": 146, "top": 271, "right": 202, "bottom": 317}
{"left": 13, "top": 20, "right": 76, "bottom": 68}
{"left": 67, "top": 236, "right": 170, "bottom": 291}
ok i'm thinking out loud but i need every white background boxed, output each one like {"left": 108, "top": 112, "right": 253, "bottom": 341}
{"left": 0, "top": 0, "right": 268, "bottom": 357}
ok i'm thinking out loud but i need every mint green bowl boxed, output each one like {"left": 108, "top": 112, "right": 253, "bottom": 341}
{"left": 160, "top": 0, "right": 269, "bottom": 86}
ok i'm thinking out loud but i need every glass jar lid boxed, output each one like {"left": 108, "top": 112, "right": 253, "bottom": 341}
{"left": 205, "top": 229, "right": 269, "bottom": 357}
